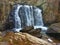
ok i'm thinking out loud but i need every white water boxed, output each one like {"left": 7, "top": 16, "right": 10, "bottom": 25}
{"left": 24, "top": 5, "right": 34, "bottom": 26}
{"left": 34, "top": 26, "right": 48, "bottom": 31}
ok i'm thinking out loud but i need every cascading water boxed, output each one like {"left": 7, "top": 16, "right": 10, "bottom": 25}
{"left": 9, "top": 4, "right": 48, "bottom": 32}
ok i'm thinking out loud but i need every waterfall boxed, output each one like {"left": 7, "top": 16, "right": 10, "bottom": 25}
{"left": 9, "top": 4, "right": 47, "bottom": 32}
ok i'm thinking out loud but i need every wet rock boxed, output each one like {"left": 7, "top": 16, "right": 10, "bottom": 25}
{"left": 20, "top": 27, "right": 42, "bottom": 38}
{"left": 28, "top": 28, "right": 41, "bottom": 34}
{"left": 28, "top": 28, "right": 42, "bottom": 38}
{"left": 20, "top": 26, "right": 34, "bottom": 32}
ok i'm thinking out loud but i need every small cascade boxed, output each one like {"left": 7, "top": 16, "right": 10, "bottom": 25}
{"left": 9, "top": 4, "right": 47, "bottom": 32}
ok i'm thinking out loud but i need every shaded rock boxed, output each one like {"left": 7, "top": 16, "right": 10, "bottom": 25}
{"left": 28, "top": 28, "right": 42, "bottom": 38}
{"left": 20, "top": 27, "right": 42, "bottom": 38}
{"left": 28, "top": 28, "right": 41, "bottom": 34}
{"left": 46, "top": 23, "right": 60, "bottom": 40}
{"left": 0, "top": 32, "right": 53, "bottom": 45}
{"left": 31, "top": 33, "right": 42, "bottom": 38}
{"left": 46, "top": 23, "right": 60, "bottom": 33}
{"left": 20, "top": 26, "right": 34, "bottom": 32}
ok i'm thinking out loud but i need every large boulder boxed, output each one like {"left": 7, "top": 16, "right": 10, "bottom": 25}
{"left": 0, "top": 32, "right": 53, "bottom": 45}
{"left": 46, "top": 23, "right": 60, "bottom": 40}
{"left": 46, "top": 23, "right": 60, "bottom": 33}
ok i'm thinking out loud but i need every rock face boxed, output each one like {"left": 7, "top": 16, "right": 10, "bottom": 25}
{"left": 43, "top": 13, "right": 56, "bottom": 25}
{"left": 0, "top": 32, "right": 53, "bottom": 45}
{"left": 56, "top": 14, "right": 60, "bottom": 22}
{"left": 42, "top": 0, "right": 60, "bottom": 25}
{"left": 43, "top": 3, "right": 56, "bottom": 25}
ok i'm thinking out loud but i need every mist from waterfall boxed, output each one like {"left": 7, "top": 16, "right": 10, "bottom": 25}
{"left": 10, "top": 4, "right": 48, "bottom": 32}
